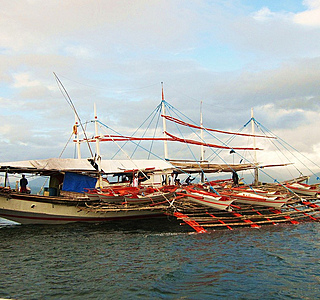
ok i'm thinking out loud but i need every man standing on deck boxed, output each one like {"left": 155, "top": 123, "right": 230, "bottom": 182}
{"left": 20, "top": 174, "right": 28, "bottom": 193}
{"left": 232, "top": 170, "right": 239, "bottom": 186}
{"left": 132, "top": 174, "right": 139, "bottom": 187}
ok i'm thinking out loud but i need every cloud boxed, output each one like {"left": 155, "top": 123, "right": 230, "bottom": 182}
{"left": 252, "top": 7, "right": 292, "bottom": 22}
{"left": 0, "top": 0, "right": 320, "bottom": 178}
{"left": 294, "top": 0, "right": 320, "bottom": 26}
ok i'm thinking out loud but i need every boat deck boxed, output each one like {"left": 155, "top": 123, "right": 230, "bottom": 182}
{"left": 1, "top": 184, "right": 320, "bottom": 231}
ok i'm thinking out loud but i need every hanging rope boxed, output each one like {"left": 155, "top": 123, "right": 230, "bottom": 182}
{"left": 254, "top": 119, "right": 320, "bottom": 180}
{"left": 53, "top": 72, "right": 94, "bottom": 158}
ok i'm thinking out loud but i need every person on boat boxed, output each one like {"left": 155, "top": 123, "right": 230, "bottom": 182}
{"left": 20, "top": 174, "right": 29, "bottom": 193}
{"left": 232, "top": 170, "right": 239, "bottom": 186}
{"left": 170, "top": 171, "right": 179, "bottom": 185}
{"left": 174, "top": 178, "right": 181, "bottom": 186}
{"left": 162, "top": 174, "right": 167, "bottom": 185}
{"left": 132, "top": 174, "right": 139, "bottom": 187}
{"left": 185, "top": 175, "right": 195, "bottom": 185}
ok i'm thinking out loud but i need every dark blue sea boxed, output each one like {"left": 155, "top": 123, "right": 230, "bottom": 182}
{"left": 1, "top": 217, "right": 320, "bottom": 300}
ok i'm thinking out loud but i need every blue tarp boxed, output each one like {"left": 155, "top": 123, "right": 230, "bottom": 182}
{"left": 62, "top": 172, "right": 97, "bottom": 193}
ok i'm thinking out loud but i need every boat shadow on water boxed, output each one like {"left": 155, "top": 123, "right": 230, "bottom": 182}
{"left": 0, "top": 216, "right": 190, "bottom": 235}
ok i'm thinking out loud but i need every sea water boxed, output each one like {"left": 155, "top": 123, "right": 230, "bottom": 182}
{"left": 1, "top": 217, "right": 320, "bottom": 300}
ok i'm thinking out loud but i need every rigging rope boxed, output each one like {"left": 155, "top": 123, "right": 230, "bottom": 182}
{"left": 162, "top": 115, "right": 275, "bottom": 139}
{"left": 53, "top": 72, "right": 94, "bottom": 158}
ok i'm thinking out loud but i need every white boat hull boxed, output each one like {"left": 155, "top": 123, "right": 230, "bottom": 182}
{"left": 185, "top": 192, "right": 234, "bottom": 211}
{"left": 124, "top": 192, "right": 174, "bottom": 204}
{"left": 98, "top": 193, "right": 124, "bottom": 203}
{"left": 286, "top": 184, "right": 319, "bottom": 197}
{"left": 230, "top": 192, "right": 288, "bottom": 208}
{"left": 0, "top": 195, "right": 164, "bottom": 225}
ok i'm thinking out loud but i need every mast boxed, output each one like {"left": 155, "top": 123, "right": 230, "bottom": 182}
{"left": 200, "top": 101, "right": 205, "bottom": 183}
{"left": 200, "top": 101, "right": 205, "bottom": 162}
{"left": 161, "top": 82, "right": 169, "bottom": 160}
{"left": 4, "top": 170, "right": 8, "bottom": 188}
{"left": 251, "top": 108, "right": 259, "bottom": 185}
{"left": 94, "top": 103, "right": 102, "bottom": 188}
{"left": 74, "top": 114, "right": 81, "bottom": 159}
{"left": 94, "top": 103, "right": 101, "bottom": 161}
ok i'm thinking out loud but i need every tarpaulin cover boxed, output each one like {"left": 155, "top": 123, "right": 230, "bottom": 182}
{"left": 62, "top": 172, "right": 97, "bottom": 193}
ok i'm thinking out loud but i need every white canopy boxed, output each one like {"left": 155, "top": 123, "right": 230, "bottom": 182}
{"left": 0, "top": 158, "right": 174, "bottom": 174}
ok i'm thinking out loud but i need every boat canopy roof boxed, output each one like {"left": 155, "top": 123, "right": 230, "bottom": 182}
{"left": 0, "top": 158, "right": 175, "bottom": 175}
{"left": 0, "top": 158, "right": 291, "bottom": 176}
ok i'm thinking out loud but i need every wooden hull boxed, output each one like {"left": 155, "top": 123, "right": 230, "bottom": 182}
{"left": 124, "top": 192, "right": 175, "bottom": 204}
{"left": 229, "top": 192, "right": 288, "bottom": 208}
{"left": 232, "top": 187, "right": 286, "bottom": 198}
{"left": 85, "top": 192, "right": 100, "bottom": 201}
{"left": 98, "top": 193, "right": 124, "bottom": 203}
{"left": 185, "top": 192, "right": 234, "bottom": 211}
{"left": 0, "top": 194, "right": 164, "bottom": 225}
{"left": 286, "top": 183, "right": 319, "bottom": 197}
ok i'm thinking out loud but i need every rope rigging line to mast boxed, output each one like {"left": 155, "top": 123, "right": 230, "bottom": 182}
{"left": 159, "top": 100, "right": 298, "bottom": 190}
{"left": 111, "top": 103, "right": 162, "bottom": 159}
{"left": 254, "top": 118, "right": 320, "bottom": 179}
{"left": 162, "top": 115, "right": 276, "bottom": 139}
{"left": 53, "top": 72, "right": 94, "bottom": 158}
{"left": 130, "top": 104, "right": 162, "bottom": 159}
{"left": 160, "top": 100, "right": 225, "bottom": 193}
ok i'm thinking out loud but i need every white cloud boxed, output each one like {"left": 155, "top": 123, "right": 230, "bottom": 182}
{"left": 0, "top": 0, "right": 320, "bottom": 181}
{"left": 252, "top": 7, "right": 292, "bottom": 22}
{"left": 64, "top": 46, "right": 96, "bottom": 59}
{"left": 252, "top": 7, "right": 276, "bottom": 21}
{"left": 294, "top": 0, "right": 320, "bottom": 26}
{"left": 12, "top": 72, "right": 42, "bottom": 88}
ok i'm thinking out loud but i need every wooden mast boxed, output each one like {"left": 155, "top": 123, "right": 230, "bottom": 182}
{"left": 74, "top": 114, "right": 81, "bottom": 159}
{"left": 200, "top": 101, "right": 205, "bottom": 183}
{"left": 94, "top": 103, "right": 101, "bottom": 162}
{"left": 161, "top": 82, "right": 169, "bottom": 160}
{"left": 251, "top": 108, "right": 259, "bottom": 186}
{"left": 200, "top": 101, "right": 205, "bottom": 162}
{"left": 94, "top": 103, "right": 102, "bottom": 188}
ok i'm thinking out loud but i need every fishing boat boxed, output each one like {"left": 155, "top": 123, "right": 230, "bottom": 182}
{"left": 230, "top": 187, "right": 287, "bottom": 198}
{"left": 97, "top": 192, "right": 125, "bottom": 203}
{"left": 177, "top": 188, "right": 234, "bottom": 211}
{"left": 0, "top": 187, "right": 167, "bottom": 225}
{"left": 124, "top": 189, "right": 176, "bottom": 205}
{"left": 0, "top": 158, "right": 175, "bottom": 224}
{"left": 285, "top": 182, "right": 320, "bottom": 197}
{"left": 222, "top": 191, "right": 291, "bottom": 208}
{"left": 95, "top": 187, "right": 140, "bottom": 203}
{"left": 1, "top": 81, "right": 320, "bottom": 232}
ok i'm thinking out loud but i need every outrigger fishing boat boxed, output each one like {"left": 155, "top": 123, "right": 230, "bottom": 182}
{"left": 0, "top": 158, "right": 176, "bottom": 224}
{"left": 285, "top": 182, "right": 320, "bottom": 197}
{"left": 1, "top": 81, "right": 320, "bottom": 232}
{"left": 221, "top": 191, "right": 290, "bottom": 208}
{"left": 177, "top": 187, "right": 234, "bottom": 211}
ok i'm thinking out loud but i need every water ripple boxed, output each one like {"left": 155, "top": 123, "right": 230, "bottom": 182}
{"left": 1, "top": 219, "right": 320, "bottom": 299}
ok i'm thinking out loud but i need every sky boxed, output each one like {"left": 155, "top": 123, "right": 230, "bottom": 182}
{"left": 1, "top": 0, "right": 320, "bottom": 181}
